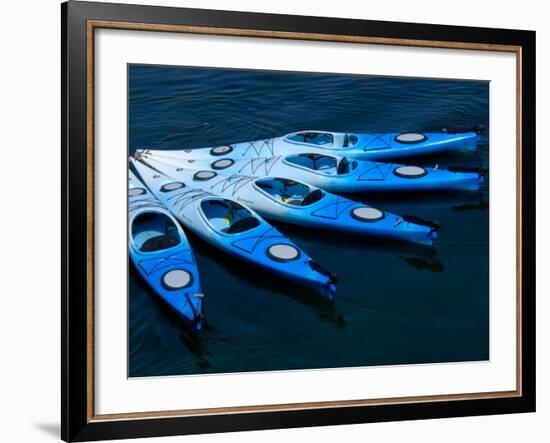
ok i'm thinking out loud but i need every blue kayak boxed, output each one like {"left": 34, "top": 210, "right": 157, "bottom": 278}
{"left": 128, "top": 169, "right": 203, "bottom": 332}
{"left": 140, "top": 151, "right": 484, "bottom": 193}
{"left": 137, "top": 126, "right": 483, "bottom": 162}
{"left": 139, "top": 154, "right": 441, "bottom": 246}
{"left": 131, "top": 159, "right": 338, "bottom": 299}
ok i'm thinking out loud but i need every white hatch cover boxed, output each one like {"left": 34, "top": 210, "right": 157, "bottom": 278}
{"left": 162, "top": 269, "right": 193, "bottom": 290}
{"left": 211, "top": 159, "right": 235, "bottom": 170}
{"left": 395, "top": 133, "right": 427, "bottom": 143}
{"left": 210, "top": 145, "right": 233, "bottom": 156}
{"left": 129, "top": 188, "right": 146, "bottom": 196}
{"left": 266, "top": 244, "right": 300, "bottom": 262}
{"left": 393, "top": 165, "right": 427, "bottom": 178}
{"left": 194, "top": 170, "right": 217, "bottom": 181}
{"left": 351, "top": 207, "right": 384, "bottom": 222}
{"left": 161, "top": 182, "right": 185, "bottom": 192}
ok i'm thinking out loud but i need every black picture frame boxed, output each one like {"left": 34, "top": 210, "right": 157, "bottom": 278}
{"left": 62, "top": 1, "right": 536, "bottom": 441}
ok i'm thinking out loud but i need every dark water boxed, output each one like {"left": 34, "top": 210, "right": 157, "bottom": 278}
{"left": 128, "top": 65, "right": 489, "bottom": 378}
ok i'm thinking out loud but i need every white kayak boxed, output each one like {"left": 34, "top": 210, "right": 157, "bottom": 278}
{"left": 137, "top": 127, "right": 482, "bottom": 162}
{"left": 131, "top": 158, "right": 338, "bottom": 299}
{"left": 128, "top": 169, "right": 203, "bottom": 332}
{"left": 138, "top": 154, "right": 440, "bottom": 246}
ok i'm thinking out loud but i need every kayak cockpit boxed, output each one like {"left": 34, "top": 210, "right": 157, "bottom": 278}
{"left": 131, "top": 212, "right": 182, "bottom": 252}
{"left": 254, "top": 177, "right": 325, "bottom": 207}
{"left": 200, "top": 199, "right": 261, "bottom": 234}
{"left": 285, "top": 131, "right": 359, "bottom": 148}
{"left": 285, "top": 153, "right": 358, "bottom": 175}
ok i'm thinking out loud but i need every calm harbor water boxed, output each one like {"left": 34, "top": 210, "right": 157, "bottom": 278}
{"left": 128, "top": 65, "right": 489, "bottom": 378}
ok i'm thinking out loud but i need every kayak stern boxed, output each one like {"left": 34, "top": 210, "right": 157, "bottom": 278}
{"left": 306, "top": 259, "right": 339, "bottom": 300}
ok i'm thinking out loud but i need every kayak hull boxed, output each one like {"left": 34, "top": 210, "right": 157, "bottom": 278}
{"left": 128, "top": 170, "right": 203, "bottom": 332}
{"left": 140, "top": 151, "right": 484, "bottom": 194}
{"left": 139, "top": 130, "right": 480, "bottom": 162}
{"left": 139, "top": 156, "right": 439, "bottom": 246}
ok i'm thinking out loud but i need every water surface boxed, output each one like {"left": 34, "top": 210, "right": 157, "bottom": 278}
{"left": 128, "top": 65, "right": 489, "bottom": 377}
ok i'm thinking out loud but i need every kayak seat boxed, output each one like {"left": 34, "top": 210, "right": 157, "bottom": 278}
{"left": 223, "top": 217, "right": 260, "bottom": 234}
{"left": 287, "top": 199, "right": 303, "bottom": 206}
{"left": 279, "top": 178, "right": 298, "bottom": 187}
{"left": 287, "top": 131, "right": 335, "bottom": 146}
{"left": 301, "top": 189, "right": 324, "bottom": 206}
{"left": 287, "top": 154, "right": 338, "bottom": 172}
{"left": 140, "top": 234, "right": 180, "bottom": 252}
{"left": 337, "top": 158, "right": 350, "bottom": 174}
{"left": 208, "top": 200, "right": 231, "bottom": 209}
{"left": 256, "top": 182, "right": 273, "bottom": 189}
{"left": 302, "top": 132, "right": 318, "bottom": 141}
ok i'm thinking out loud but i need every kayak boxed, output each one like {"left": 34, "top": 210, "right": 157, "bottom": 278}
{"left": 128, "top": 169, "right": 203, "bottom": 332}
{"left": 139, "top": 154, "right": 440, "bottom": 246}
{"left": 131, "top": 159, "right": 338, "bottom": 299}
{"left": 137, "top": 126, "right": 483, "bottom": 162}
{"left": 139, "top": 151, "right": 484, "bottom": 193}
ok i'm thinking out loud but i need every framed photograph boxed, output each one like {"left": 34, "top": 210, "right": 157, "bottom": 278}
{"left": 62, "top": 1, "right": 536, "bottom": 441}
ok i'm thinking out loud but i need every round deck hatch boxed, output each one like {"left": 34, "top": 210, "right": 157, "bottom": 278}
{"left": 395, "top": 133, "right": 427, "bottom": 144}
{"left": 211, "top": 159, "right": 235, "bottom": 170}
{"left": 161, "top": 182, "right": 185, "bottom": 192}
{"left": 351, "top": 207, "right": 384, "bottom": 222}
{"left": 210, "top": 145, "right": 233, "bottom": 156}
{"left": 162, "top": 269, "right": 193, "bottom": 290}
{"left": 393, "top": 165, "right": 427, "bottom": 178}
{"left": 266, "top": 244, "right": 300, "bottom": 262}
{"left": 194, "top": 170, "right": 217, "bottom": 181}
{"left": 129, "top": 188, "right": 146, "bottom": 196}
